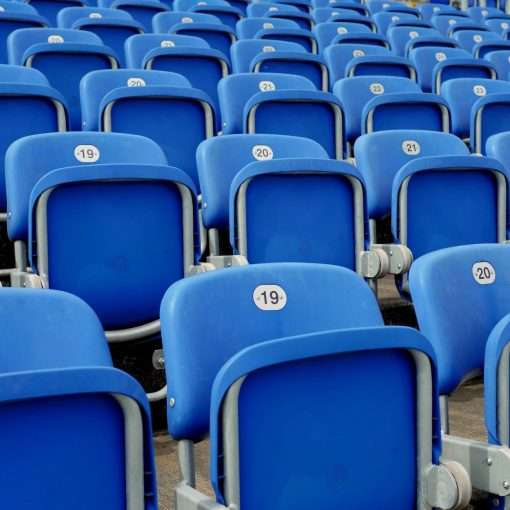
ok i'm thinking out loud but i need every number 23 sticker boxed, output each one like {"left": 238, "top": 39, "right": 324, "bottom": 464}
{"left": 472, "top": 262, "right": 496, "bottom": 285}
{"left": 253, "top": 285, "right": 287, "bottom": 310}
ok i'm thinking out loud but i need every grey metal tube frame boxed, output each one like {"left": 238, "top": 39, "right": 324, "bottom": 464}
{"left": 246, "top": 100, "right": 344, "bottom": 160}
{"left": 234, "top": 172, "right": 365, "bottom": 273}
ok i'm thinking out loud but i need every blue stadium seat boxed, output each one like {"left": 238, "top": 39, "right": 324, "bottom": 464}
{"left": 431, "top": 13, "right": 472, "bottom": 35}
{"left": 0, "top": 65, "right": 67, "bottom": 217}
{"left": 152, "top": 11, "right": 236, "bottom": 56}
{"left": 247, "top": 2, "right": 302, "bottom": 18}
{"left": 374, "top": 11, "right": 418, "bottom": 35}
{"left": 312, "top": 0, "right": 368, "bottom": 16}
{"left": 367, "top": 0, "right": 402, "bottom": 15}
{"left": 419, "top": 3, "right": 459, "bottom": 22}
{"left": 236, "top": 16, "right": 298, "bottom": 38}
{"left": 197, "top": 134, "right": 328, "bottom": 252}
{"left": 486, "top": 131, "right": 510, "bottom": 166}
{"left": 354, "top": 130, "right": 469, "bottom": 241}
{"left": 446, "top": 21, "right": 489, "bottom": 38}
{"left": 266, "top": 9, "right": 314, "bottom": 30}
{"left": 333, "top": 76, "right": 448, "bottom": 150}
{"left": 0, "top": 1, "right": 47, "bottom": 63}
{"left": 312, "top": 6, "right": 364, "bottom": 23}
{"left": 405, "top": 34, "right": 458, "bottom": 54}
{"left": 57, "top": 7, "right": 143, "bottom": 67}
{"left": 0, "top": 288, "right": 157, "bottom": 509}
{"left": 409, "top": 46, "right": 483, "bottom": 93}
{"left": 186, "top": 2, "right": 243, "bottom": 30}
{"left": 80, "top": 69, "right": 214, "bottom": 186}
{"left": 409, "top": 243, "right": 510, "bottom": 506}
{"left": 331, "top": 31, "right": 390, "bottom": 48}
{"left": 7, "top": 28, "right": 118, "bottom": 130}
{"left": 5, "top": 132, "right": 168, "bottom": 273}
{"left": 453, "top": 28, "right": 501, "bottom": 53}
{"left": 232, "top": 39, "right": 328, "bottom": 90}
{"left": 390, "top": 19, "right": 434, "bottom": 30}
{"left": 124, "top": 33, "right": 229, "bottom": 117}
{"left": 470, "top": 92, "right": 510, "bottom": 153}
{"left": 468, "top": 6, "right": 503, "bottom": 22}
{"left": 218, "top": 73, "right": 344, "bottom": 157}
{"left": 442, "top": 77, "right": 510, "bottom": 141}
{"left": 228, "top": 158, "right": 366, "bottom": 267}
{"left": 227, "top": 0, "right": 249, "bottom": 16}
{"left": 162, "top": 262, "right": 470, "bottom": 510}
{"left": 98, "top": 0, "right": 169, "bottom": 32}
{"left": 317, "top": 13, "right": 377, "bottom": 32}
{"left": 486, "top": 17, "right": 510, "bottom": 35}
{"left": 387, "top": 25, "right": 440, "bottom": 56}
{"left": 253, "top": 0, "right": 311, "bottom": 14}
{"left": 345, "top": 53, "right": 416, "bottom": 80}
{"left": 473, "top": 39, "right": 510, "bottom": 58}
{"left": 384, "top": 4, "right": 421, "bottom": 17}
{"left": 25, "top": 0, "right": 82, "bottom": 28}
{"left": 314, "top": 20, "right": 371, "bottom": 52}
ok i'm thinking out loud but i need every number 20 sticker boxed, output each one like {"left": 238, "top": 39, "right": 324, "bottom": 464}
{"left": 253, "top": 285, "right": 287, "bottom": 310}
{"left": 472, "top": 261, "right": 496, "bottom": 285}
{"left": 252, "top": 145, "right": 273, "bottom": 161}
{"left": 74, "top": 145, "right": 100, "bottom": 163}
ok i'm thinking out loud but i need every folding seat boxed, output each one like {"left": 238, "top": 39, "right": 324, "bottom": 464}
{"left": 81, "top": 69, "right": 214, "bottom": 186}
{"left": 162, "top": 262, "right": 471, "bottom": 510}
{"left": 152, "top": 11, "right": 236, "bottom": 56}
{"left": 409, "top": 46, "right": 483, "bottom": 93}
{"left": 354, "top": 130, "right": 469, "bottom": 247}
{"left": 333, "top": 76, "right": 449, "bottom": 152}
{"left": 312, "top": 6, "right": 364, "bottom": 23}
{"left": 97, "top": 0, "right": 169, "bottom": 33}
{"left": 324, "top": 43, "right": 415, "bottom": 86}
{"left": 409, "top": 243, "right": 510, "bottom": 509}
{"left": 0, "top": 288, "right": 157, "bottom": 510}
{"left": 258, "top": 0, "right": 312, "bottom": 14}
{"left": 314, "top": 21, "right": 371, "bottom": 52}
{"left": 431, "top": 13, "right": 471, "bottom": 35}
{"left": 442, "top": 77, "right": 510, "bottom": 142}
{"left": 486, "top": 130, "right": 510, "bottom": 165}
{"left": 7, "top": 28, "right": 118, "bottom": 130}
{"left": 384, "top": 4, "right": 421, "bottom": 17}
{"left": 218, "top": 73, "right": 344, "bottom": 158}
{"left": 446, "top": 20, "right": 490, "bottom": 37}
{"left": 331, "top": 31, "right": 389, "bottom": 48}
{"left": 387, "top": 25, "right": 440, "bottom": 56}
{"left": 247, "top": 2, "right": 302, "bottom": 17}
{"left": 318, "top": 13, "right": 377, "bottom": 32}
{"left": 374, "top": 11, "right": 419, "bottom": 35}
{"left": 486, "top": 17, "right": 510, "bottom": 35}
{"left": 176, "top": 0, "right": 243, "bottom": 30}
{"left": 473, "top": 39, "right": 510, "bottom": 58}
{"left": 0, "top": 1, "right": 47, "bottom": 63}
{"left": 312, "top": 0, "right": 369, "bottom": 17}
{"left": 470, "top": 92, "right": 510, "bottom": 154}
{"left": 124, "top": 34, "right": 228, "bottom": 117}
{"left": 230, "top": 39, "right": 328, "bottom": 90}
{"left": 265, "top": 9, "right": 315, "bottom": 30}
{"left": 57, "top": 7, "right": 143, "bottom": 67}
{"left": 468, "top": 5, "right": 503, "bottom": 22}
{"left": 485, "top": 49, "right": 510, "bottom": 78}
{"left": 419, "top": 3, "right": 459, "bottom": 22}
{"left": 453, "top": 29, "right": 501, "bottom": 53}
{"left": 390, "top": 19, "right": 434, "bottom": 30}
{"left": 405, "top": 35, "right": 458, "bottom": 54}
{"left": 237, "top": 17, "right": 317, "bottom": 52}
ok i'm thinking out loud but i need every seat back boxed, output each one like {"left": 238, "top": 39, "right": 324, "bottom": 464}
{"left": 152, "top": 10, "right": 221, "bottom": 31}
{"left": 419, "top": 3, "right": 459, "bottom": 22}
{"left": 58, "top": 6, "right": 134, "bottom": 27}
{"left": 388, "top": 25, "right": 440, "bottom": 56}
{"left": 453, "top": 29, "right": 501, "bottom": 52}
{"left": 485, "top": 49, "right": 510, "bottom": 78}
{"left": 236, "top": 16, "right": 298, "bottom": 38}
{"left": 486, "top": 18, "right": 510, "bottom": 35}
{"left": 312, "top": 6, "right": 363, "bottom": 23}
{"left": 374, "top": 11, "right": 418, "bottom": 35}
{"left": 5, "top": 132, "right": 167, "bottom": 244}
{"left": 468, "top": 6, "right": 502, "bottom": 22}
{"left": 354, "top": 130, "right": 469, "bottom": 221}
{"left": 314, "top": 20, "right": 371, "bottom": 52}
{"left": 442, "top": 77, "right": 510, "bottom": 140}
{"left": 111, "top": 0, "right": 168, "bottom": 32}
{"left": 471, "top": 93, "right": 510, "bottom": 153}
{"left": 249, "top": 2, "right": 302, "bottom": 18}
{"left": 410, "top": 243, "right": 510, "bottom": 395}
{"left": 333, "top": 75, "right": 420, "bottom": 143}
{"left": 80, "top": 69, "right": 212, "bottom": 186}
{"left": 487, "top": 131, "right": 510, "bottom": 168}
{"left": 434, "top": 57, "right": 496, "bottom": 94}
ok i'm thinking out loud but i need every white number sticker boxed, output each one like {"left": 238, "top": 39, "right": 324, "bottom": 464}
{"left": 433, "top": 6, "right": 440, "bottom": 11}
{"left": 402, "top": 140, "right": 421, "bottom": 155}
{"left": 409, "top": 30, "right": 419, "bottom": 39}
{"left": 0, "top": 6, "right": 5, "bottom": 11}
{"left": 74, "top": 145, "right": 100, "bottom": 163}
{"left": 259, "top": 80, "right": 276, "bottom": 91}
{"left": 89, "top": 12, "right": 102, "bottom": 18}
{"left": 181, "top": 16, "right": 194, "bottom": 23}
{"left": 369, "top": 82, "right": 385, "bottom": 94}
{"left": 252, "top": 144, "right": 273, "bottom": 160}
{"left": 331, "top": 11, "right": 340, "bottom": 16}
{"left": 502, "top": 22, "right": 509, "bottom": 29}
{"left": 482, "top": 9, "right": 489, "bottom": 16}
{"left": 473, "top": 34, "right": 483, "bottom": 43}
{"left": 391, "top": 15, "right": 399, "bottom": 22}
{"left": 48, "top": 35, "right": 64, "bottom": 43}
{"left": 383, "top": 2, "right": 390, "bottom": 7}
{"left": 269, "top": 6, "right": 278, "bottom": 10}
{"left": 161, "top": 40, "right": 175, "bottom": 47}
{"left": 263, "top": 22, "right": 274, "bottom": 29}
{"left": 253, "top": 285, "right": 287, "bottom": 311}
{"left": 472, "top": 261, "right": 496, "bottom": 285}
{"left": 337, "top": 26, "right": 348, "bottom": 34}
{"left": 353, "top": 49, "right": 365, "bottom": 57}
{"left": 435, "top": 51, "right": 447, "bottom": 62}
{"left": 198, "top": 1, "right": 207, "bottom": 4}
{"left": 448, "top": 18, "right": 456, "bottom": 25}
{"left": 262, "top": 45, "right": 276, "bottom": 52}
{"left": 127, "top": 77, "right": 146, "bottom": 87}
{"left": 473, "top": 84, "right": 486, "bottom": 97}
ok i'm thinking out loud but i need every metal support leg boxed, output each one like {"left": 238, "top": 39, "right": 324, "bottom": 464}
{"left": 178, "top": 440, "right": 196, "bottom": 488}
{"left": 208, "top": 229, "right": 220, "bottom": 257}
{"left": 441, "top": 395, "right": 450, "bottom": 435}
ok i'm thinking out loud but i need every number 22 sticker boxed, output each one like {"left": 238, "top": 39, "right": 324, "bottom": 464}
{"left": 253, "top": 285, "right": 287, "bottom": 310}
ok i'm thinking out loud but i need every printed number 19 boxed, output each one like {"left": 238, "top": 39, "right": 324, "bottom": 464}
{"left": 261, "top": 290, "right": 280, "bottom": 305}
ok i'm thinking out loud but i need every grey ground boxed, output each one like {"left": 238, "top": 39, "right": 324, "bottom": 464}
{"left": 153, "top": 277, "right": 487, "bottom": 509}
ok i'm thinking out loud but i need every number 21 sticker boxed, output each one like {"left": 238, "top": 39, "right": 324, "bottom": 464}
{"left": 253, "top": 285, "right": 287, "bottom": 310}
{"left": 472, "top": 261, "right": 496, "bottom": 285}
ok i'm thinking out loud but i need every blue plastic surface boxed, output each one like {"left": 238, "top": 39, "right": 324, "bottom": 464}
{"left": 453, "top": 28, "right": 501, "bottom": 52}
{"left": 433, "top": 57, "right": 496, "bottom": 93}
{"left": 388, "top": 25, "right": 440, "bottom": 56}
{"left": 314, "top": 20, "right": 371, "bottom": 52}
{"left": 236, "top": 16, "right": 298, "bottom": 38}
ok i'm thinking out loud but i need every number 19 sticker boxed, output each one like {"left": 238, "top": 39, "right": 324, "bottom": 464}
{"left": 74, "top": 144, "right": 100, "bottom": 163}
{"left": 472, "top": 261, "right": 496, "bottom": 285}
{"left": 253, "top": 285, "right": 287, "bottom": 310}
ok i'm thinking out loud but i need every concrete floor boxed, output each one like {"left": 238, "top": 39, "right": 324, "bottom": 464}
{"left": 153, "top": 277, "right": 488, "bottom": 509}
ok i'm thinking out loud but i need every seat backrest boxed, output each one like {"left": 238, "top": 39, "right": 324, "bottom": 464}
{"left": 354, "top": 130, "right": 469, "bottom": 220}
{"left": 453, "top": 29, "right": 501, "bottom": 52}
{"left": 152, "top": 10, "right": 221, "bottom": 32}
{"left": 442, "top": 77, "right": 510, "bottom": 139}
{"left": 314, "top": 20, "right": 371, "bottom": 51}
{"left": 333, "top": 75, "right": 420, "bottom": 142}
{"left": 468, "top": 6, "right": 502, "bottom": 22}
{"left": 486, "top": 131, "right": 510, "bottom": 167}
{"left": 419, "top": 3, "right": 459, "bottom": 22}
{"left": 374, "top": 11, "right": 418, "bottom": 35}
{"left": 57, "top": 6, "right": 134, "bottom": 28}
{"left": 409, "top": 46, "right": 470, "bottom": 92}
{"left": 197, "top": 133, "right": 328, "bottom": 230}
{"left": 218, "top": 72, "right": 316, "bottom": 133}
{"left": 124, "top": 32, "right": 210, "bottom": 67}
{"left": 485, "top": 49, "right": 510, "bottom": 79}
{"left": 410, "top": 243, "right": 510, "bottom": 395}
{"left": 0, "top": 63, "right": 49, "bottom": 85}
{"left": 5, "top": 132, "right": 167, "bottom": 243}
{"left": 236, "top": 16, "right": 298, "bottom": 39}
{"left": 230, "top": 38, "right": 305, "bottom": 72}
{"left": 486, "top": 18, "right": 510, "bottom": 35}
{"left": 161, "top": 262, "right": 384, "bottom": 441}
{"left": 249, "top": 2, "right": 301, "bottom": 17}
{"left": 388, "top": 25, "right": 440, "bottom": 56}
{"left": 312, "top": 6, "right": 363, "bottom": 23}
